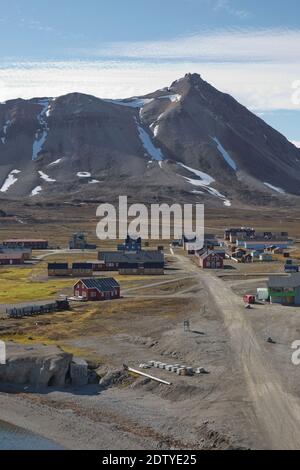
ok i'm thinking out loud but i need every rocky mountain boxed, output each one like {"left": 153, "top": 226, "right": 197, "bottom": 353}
{"left": 0, "top": 73, "right": 299, "bottom": 207}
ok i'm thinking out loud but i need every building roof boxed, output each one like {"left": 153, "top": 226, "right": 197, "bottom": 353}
{"left": 3, "top": 239, "right": 47, "bottom": 243}
{"left": 72, "top": 263, "right": 93, "bottom": 269}
{"left": 0, "top": 253, "right": 24, "bottom": 260}
{"left": 48, "top": 263, "right": 68, "bottom": 269}
{"left": 119, "top": 262, "right": 139, "bottom": 269}
{"left": 199, "top": 250, "right": 223, "bottom": 260}
{"left": 77, "top": 277, "right": 119, "bottom": 292}
{"left": 99, "top": 250, "right": 164, "bottom": 264}
{"left": 0, "top": 245, "right": 31, "bottom": 252}
{"left": 268, "top": 273, "right": 300, "bottom": 289}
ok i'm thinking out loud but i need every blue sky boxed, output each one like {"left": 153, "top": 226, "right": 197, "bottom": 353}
{"left": 0, "top": 0, "right": 299, "bottom": 145}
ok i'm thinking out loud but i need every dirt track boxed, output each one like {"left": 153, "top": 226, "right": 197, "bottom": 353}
{"left": 177, "top": 253, "right": 300, "bottom": 449}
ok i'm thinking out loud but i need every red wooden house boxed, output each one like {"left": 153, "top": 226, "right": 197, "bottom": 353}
{"left": 195, "top": 251, "right": 223, "bottom": 269}
{"left": 73, "top": 278, "right": 120, "bottom": 301}
{"left": 0, "top": 253, "right": 25, "bottom": 265}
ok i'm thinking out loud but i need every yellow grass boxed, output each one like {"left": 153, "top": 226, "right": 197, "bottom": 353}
{"left": 0, "top": 266, "right": 74, "bottom": 303}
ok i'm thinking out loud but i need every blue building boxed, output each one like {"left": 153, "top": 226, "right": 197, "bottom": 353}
{"left": 117, "top": 235, "right": 142, "bottom": 252}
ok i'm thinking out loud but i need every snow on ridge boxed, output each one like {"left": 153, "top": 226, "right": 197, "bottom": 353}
{"left": 264, "top": 182, "right": 286, "bottom": 194}
{"left": 158, "top": 94, "right": 181, "bottom": 103}
{"left": 38, "top": 170, "right": 56, "bottom": 182}
{"left": 0, "top": 169, "right": 21, "bottom": 193}
{"left": 31, "top": 186, "right": 42, "bottom": 197}
{"left": 77, "top": 171, "right": 91, "bottom": 178}
{"left": 32, "top": 98, "right": 52, "bottom": 160}
{"left": 211, "top": 137, "right": 237, "bottom": 171}
{"left": 157, "top": 112, "right": 165, "bottom": 121}
{"left": 291, "top": 140, "right": 300, "bottom": 148}
{"left": 104, "top": 98, "right": 153, "bottom": 109}
{"left": 135, "top": 118, "right": 164, "bottom": 161}
{"left": 48, "top": 158, "right": 62, "bottom": 167}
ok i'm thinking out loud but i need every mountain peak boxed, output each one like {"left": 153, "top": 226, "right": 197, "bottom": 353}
{"left": 1, "top": 75, "right": 300, "bottom": 205}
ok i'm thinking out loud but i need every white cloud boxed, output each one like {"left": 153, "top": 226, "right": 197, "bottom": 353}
{"left": 0, "top": 28, "right": 300, "bottom": 113}
{"left": 0, "top": 59, "right": 299, "bottom": 112}
{"left": 212, "top": 0, "right": 250, "bottom": 18}
{"left": 88, "top": 28, "right": 300, "bottom": 63}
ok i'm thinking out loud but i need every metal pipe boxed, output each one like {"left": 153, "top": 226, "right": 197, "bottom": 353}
{"left": 126, "top": 366, "right": 172, "bottom": 385}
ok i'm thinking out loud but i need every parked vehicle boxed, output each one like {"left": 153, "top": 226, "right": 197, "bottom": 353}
{"left": 243, "top": 294, "right": 256, "bottom": 304}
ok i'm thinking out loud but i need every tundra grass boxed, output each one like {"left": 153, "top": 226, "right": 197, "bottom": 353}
{"left": 0, "top": 266, "right": 74, "bottom": 303}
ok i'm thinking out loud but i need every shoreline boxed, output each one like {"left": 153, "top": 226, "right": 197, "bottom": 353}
{"left": 0, "top": 392, "right": 70, "bottom": 449}
{"left": 0, "top": 388, "right": 160, "bottom": 450}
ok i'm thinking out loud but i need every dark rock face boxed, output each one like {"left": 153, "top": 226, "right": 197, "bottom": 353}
{"left": 0, "top": 73, "right": 299, "bottom": 206}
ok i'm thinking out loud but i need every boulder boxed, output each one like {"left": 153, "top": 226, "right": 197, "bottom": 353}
{"left": 0, "top": 342, "right": 72, "bottom": 388}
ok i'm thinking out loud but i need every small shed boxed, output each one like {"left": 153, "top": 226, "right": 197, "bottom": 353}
{"left": 72, "top": 263, "right": 93, "bottom": 277}
{"left": 196, "top": 251, "right": 224, "bottom": 269}
{"left": 259, "top": 253, "right": 273, "bottom": 262}
{"left": 285, "top": 264, "right": 299, "bottom": 273}
{"left": 0, "top": 253, "right": 25, "bottom": 265}
{"left": 74, "top": 278, "right": 120, "bottom": 301}
{"left": 257, "top": 288, "right": 269, "bottom": 301}
{"left": 48, "top": 262, "right": 69, "bottom": 276}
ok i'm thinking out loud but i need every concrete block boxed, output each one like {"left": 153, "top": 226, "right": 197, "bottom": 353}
{"left": 70, "top": 357, "right": 88, "bottom": 386}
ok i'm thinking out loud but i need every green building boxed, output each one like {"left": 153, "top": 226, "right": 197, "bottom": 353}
{"left": 267, "top": 273, "right": 300, "bottom": 305}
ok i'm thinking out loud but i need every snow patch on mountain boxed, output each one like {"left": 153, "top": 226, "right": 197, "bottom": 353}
{"left": 0, "top": 169, "right": 21, "bottom": 192}
{"left": 135, "top": 119, "right": 164, "bottom": 161}
{"left": 223, "top": 200, "right": 232, "bottom": 206}
{"left": 88, "top": 179, "right": 100, "bottom": 184}
{"left": 151, "top": 124, "right": 159, "bottom": 137}
{"left": 177, "top": 163, "right": 231, "bottom": 206}
{"left": 48, "top": 158, "right": 62, "bottom": 167}
{"left": 32, "top": 98, "right": 52, "bottom": 160}
{"left": 264, "top": 182, "right": 286, "bottom": 194}
{"left": 1, "top": 119, "right": 12, "bottom": 144}
{"left": 177, "top": 163, "right": 215, "bottom": 185}
{"left": 191, "top": 189, "right": 204, "bottom": 194}
{"left": 38, "top": 171, "right": 56, "bottom": 182}
{"left": 77, "top": 172, "right": 91, "bottom": 178}
{"left": 31, "top": 186, "right": 42, "bottom": 196}
{"left": 211, "top": 137, "right": 237, "bottom": 171}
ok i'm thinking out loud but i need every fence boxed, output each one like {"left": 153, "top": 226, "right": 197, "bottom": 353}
{"left": 6, "top": 300, "right": 69, "bottom": 318}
